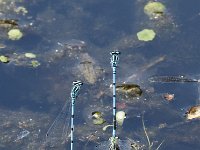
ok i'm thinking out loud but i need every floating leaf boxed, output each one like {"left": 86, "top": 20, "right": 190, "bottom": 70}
{"left": 0, "top": 55, "right": 9, "bottom": 63}
{"left": 144, "top": 2, "right": 166, "bottom": 19}
{"left": 8, "top": 29, "right": 23, "bottom": 40}
{"left": 25, "top": 53, "right": 36, "bottom": 59}
{"left": 137, "top": 29, "right": 156, "bottom": 41}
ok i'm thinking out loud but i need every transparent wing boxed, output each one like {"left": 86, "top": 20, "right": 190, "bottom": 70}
{"left": 95, "top": 139, "right": 132, "bottom": 150}
{"left": 149, "top": 75, "right": 199, "bottom": 83}
{"left": 197, "top": 84, "right": 200, "bottom": 105}
{"left": 44, "top": 100, "right": 71, "bottom": 148}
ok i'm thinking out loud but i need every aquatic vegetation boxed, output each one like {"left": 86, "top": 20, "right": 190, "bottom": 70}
{"left": 93, "top": 118, "right": 106, "bottom": 125}
{"left": 14, "top": 6, "right": 28, "bottom": 15}
{"left": 116, "top": 84, "right": 143, "bottom": 98}
{"left": 24, "top": 53, "right": 36, "bottom": 59}
{"left": 144, "top": 2, "right": 166, "bottom": 19}
{"left": 0, "top": 19, "right": 18, "bottom": 28}
{"left": 129, "top": 138, "right": 146, "bottom": 150}
{"left": 0, "top": 0, "right": 197, "bottom": 149}
{"left": 142, "top": 117, "right": 164, "bottom": 150}
{"left": 0, "top": 55, "right": 9, "bottom": 63}
{"left": 92, "top": 111, "right": 103, "bottom": 119}
{"left": 137, "top": 29, "right": 156, "bottom": 41}
{"left": 31, "top": 60, "right": 40, "bottom": 68}
{"left": 7, "top": 29, "right": 23, "bottom": 40}
{"left": 92, "top": 111, "right": 106, "bottom": 125}
{"left": 116, "top": 111, "right": 126, "bottom": 126}
{"left": 5, "top": 52, "right": 40, "bottom": 67}
{"left": 45, "top": 81, "right": 83, "bottom": 150}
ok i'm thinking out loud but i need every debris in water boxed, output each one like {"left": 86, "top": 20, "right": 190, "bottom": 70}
{"left": 14, "top": 129, "right": 30, "bottom": 142}
{"left": 163, "top": 93, "right": 174, "bottom": 101}
{"left": 0, "top": 19, "right": 18, "bottom": 28}
{"left": 186, "top": 105, "right": 200, "bottom": 120}
{"left": 92, "top": 111, "right": 103, "bottom": 119}
{"left": 64, "top": 39, "right": 86, "bottom": 50}
{"left": 116, "top": 84, "right": 143, "bottom": 97}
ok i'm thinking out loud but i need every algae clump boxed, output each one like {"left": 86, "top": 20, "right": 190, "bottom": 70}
{"left": 144, "top": 2, "right": 166, "bottom": 19}
{"left": 137, "top": 29, "right": 156, "bottom": 41}
{"left": 8, "top": 29, "right": 23, "bottom": 40}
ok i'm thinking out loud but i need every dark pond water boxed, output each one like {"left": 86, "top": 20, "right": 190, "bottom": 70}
{"left": 1, "top": 0, "right": 200, "bottom": 150}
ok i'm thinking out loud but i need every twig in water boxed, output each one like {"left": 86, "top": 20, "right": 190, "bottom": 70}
{"left": 142, "top": 116, "right": 152, "bottom": 150}
{"left": 142, "top": 116, "right": 164, "bottom": 150}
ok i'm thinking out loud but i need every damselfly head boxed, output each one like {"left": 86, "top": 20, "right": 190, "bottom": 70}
{"left": 73, "top": 80, "right": 83, "bottom": 86}
{"left": 110, "top": 50, "right": 121, "bottom": 55}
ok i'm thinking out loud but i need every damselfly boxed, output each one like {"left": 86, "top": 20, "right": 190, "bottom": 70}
{"left": 95, "top": 51, "right": 132, "bottom": 150}
{"left": 45, "top": 81, "right": 83, "bottom": 150}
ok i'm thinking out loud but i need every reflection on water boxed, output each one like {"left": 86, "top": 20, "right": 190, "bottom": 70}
{"left": 0, "top": 0, "right": 200, "bottom": 149}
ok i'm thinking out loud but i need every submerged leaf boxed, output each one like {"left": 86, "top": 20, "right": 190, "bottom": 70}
{"left": 116, "top": 84, "right": 143, "bottom": 97}
{"left": 92, "top": 111, "right": 103, "bottom": 119}
{"left": 93, "top": 118, "right": 106, "bottom": 125}
{"left": 31, "top": 60, "right": 40, "bottom": 67}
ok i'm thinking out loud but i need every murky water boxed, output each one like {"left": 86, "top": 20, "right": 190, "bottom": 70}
{"left": 0, "top": 0, "right": 200, "bottom": 150}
